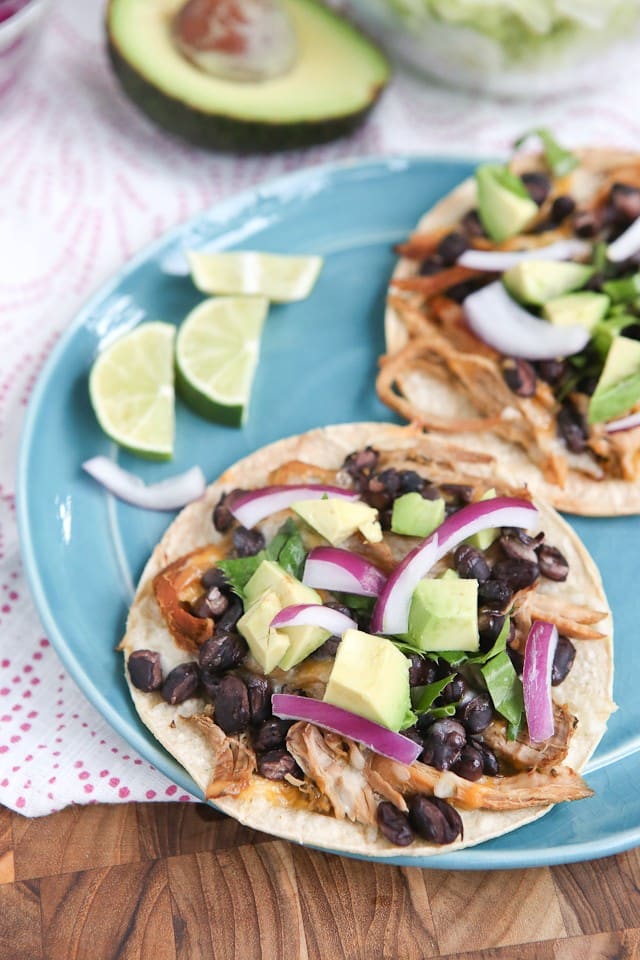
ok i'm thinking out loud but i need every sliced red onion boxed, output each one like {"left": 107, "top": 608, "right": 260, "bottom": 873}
{"left": 371, "top": 496, "right": 538, "bottom": 636}
{"left": 604, "top": 410, "right": 640, "bottom": 434}
{"left": 82, "top": 457, "right": 206, "bottom": 511}
{"left": 228, "top": 484, "right": 359, "bottom": 528}
{"left": 302, "top": 547, "right": 387, "bottom": 597}
{"left": 523, "top": 620, "right": 558, "bottom": 742}
{"left": 272, "top": 693, "right": 421, "bottom": 765}
{"left": 607, "top": 218, "right": 640, "bottom": 263}
{"left": 270, "top": 603, "right": 357, "bottom": 634}
{"left": 458, "top": 239, "right": 590, "bottom": 272}
{"left": 464, "top": 281, "right": 590, "bottom": 360}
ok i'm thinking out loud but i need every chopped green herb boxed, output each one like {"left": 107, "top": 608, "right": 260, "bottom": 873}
{"left": 514, "top": 128, "right": 578, "bottom": 178}
{"left": 468, "top": 617, "right": 511, "bottom": 665}
{"left": 480, "top": 651, "right": 524, "bottom": 727}
{"left": 267, "top": 519, "right": 306, "bottom": 579}
{"left": 217, "top": 552, "right": 267, "bottom": 598}
{"left": 480, "top": 163, "right": 531, "bottom": 200}
{"left": 602, "top": 273, "right": 640, "bottom": 304}
{"left": 415, "top": 675, "right": 455, "bottom": 714}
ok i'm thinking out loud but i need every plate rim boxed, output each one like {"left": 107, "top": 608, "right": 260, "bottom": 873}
{"left": 16, "top": 152, "right": 634, "bottom": 870}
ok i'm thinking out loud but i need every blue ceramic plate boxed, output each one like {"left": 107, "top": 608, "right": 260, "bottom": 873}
{"left": 17, "top": 156, "right": 640, "bottom": 869}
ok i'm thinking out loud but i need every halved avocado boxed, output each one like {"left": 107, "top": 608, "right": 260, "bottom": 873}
{"left": 106, "top": 0, "right": 390, "bottom": 153}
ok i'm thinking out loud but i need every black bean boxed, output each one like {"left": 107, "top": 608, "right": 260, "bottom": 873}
{"left": 342, "top": 446, "right": 379, "bottom": 488}
{"left": 611, "top": 183, "right": 640, "bottom": 223}
{"left": 252, "top": 718, "right": 289, "bottom": 752}
{"left": 419, "top": 718, "right": 466, "bottom": 770}
{"left": 162, "top": 662, "right": 200, "bottom": 705}
{"left": 452, "top": 743, "right": 485, "bottom": 781}
{"left": 398, "top": 470, "right": 427, "bottom": 494}
{"left": 501, "top": 357, "right": 537, "bottom": 397}
{"left": 437, "top": 231, "right": 469, "bottom": 266}
{"left": 454, "top": 544, "right": 491, "bottom": 582}
{"left": 619, "top": 323, "right": 640, "bottom": 341}
{"left": 461, "top": 209, "right": 486, "bottom": 238}
{"left": 478, "top": 579, "right": 513, "bottom": 606}
{"left": 376, "top": 801, "right": 414, "bottom": 846}
{"left": 408, "top": 654, "right": 438, "bottom": 687}
{"left": 401, "top": 725, "right": 424, "bottom": 748}
{"left": 419, "top": 255, "right": 445, "bottom": 276}
{"left": 521, "top": 172, "right": 551, "bottom": 206}
{"left": 491, "top": 558, "right": 540, "bottom": 591}
{"left": 446, "top": 280, "right": 486, "bottom": 303}
{"left": 508, "top": 647, "right": 524, "bottom": 676}
{"left": 537, "top": 544, "right": 569, "bottom": 582}
{"left": 499, "top": 532, "right": 539, "bottom": 564}
{"left": 478, "top": 610, "right": 506, "bottom": 651}
{"left": 456, "top": 695, "right": 493, "bottom": 734}
{"left": 577, "top": 374, "right": 599, "bottom": 396}
{"left": 128, "top": 649, "right": 163, "bottom": 692}
{"left": 247, "top": 675, "right": 271, "bottom": 724}
{"left": 198, "top": 631, "right": 247, "bottom": 675}
{"left": 536, "top": 358, "right": 567, "bottom": 385}
{"left": 215, "top": 597, "right": 243, "bottom": 632}
{"left": 573, "top": 209, "right": 602, "bottom": 237}
{"left": 408, "top": 795, "right": 462, "bottom": 844}
{"left": 438, "top": 674, "right": 468, "bottom": 705}
{"left": 201, "top": 566, "right": 230, "bottom": 591}
{"left": 470, "top": 737, "right": 499, "bottom": 776}
{"left": 552, "top": 636, "right": 576, "bottom": 686}
{"left": 232, "top": 526, "right": 265, "bottom": 558}
{"left": 557, "top": 401, "right": 589, "bottom": 454}
{"left": 190, "top": 586, "right": 229, "bottom": 619}
{"left": 310, "top": 635, "right": 341, "bottom": 659}
{"left": 257, "top": 749, "right": 301, "bottom": 781}
{"left": 212, "top": 491, "right": 238, "bottom": 533}
{"left": 211, "top": 675, "right": 250, "bottom": 734}
{"left": 550, "top": 195, "right": 576, "bottom": 223}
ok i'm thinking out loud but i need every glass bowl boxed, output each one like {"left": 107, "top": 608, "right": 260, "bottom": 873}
{"left": 0, "top": 0, "right": 50, "bottom": 102}
{"left": 344, "top": 0, "right": 640, "bottom": 98}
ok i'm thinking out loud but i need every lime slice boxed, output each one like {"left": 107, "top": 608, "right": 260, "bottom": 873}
{"left": 187, "top": 250, "right": 323, "bottom": 303}
{"left": 176, "top": 296, "right": 268, "bottom": 427}
{"left": 89, "top": 322, "right": 176, "bottom": 459}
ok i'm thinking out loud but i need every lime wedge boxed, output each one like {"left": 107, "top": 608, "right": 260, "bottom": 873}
{"left": 187, "top": 250, "right": 323, "bottom": 303}
{"left": 175, "top": 296, "right": 268, "bottom": 427}
{"left": 89, "top": 322, "right": 176, "bottom": 459}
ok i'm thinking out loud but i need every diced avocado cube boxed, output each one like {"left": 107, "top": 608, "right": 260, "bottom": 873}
{"left": 244, "top": 559, "right": 321, "bottom": 608}
{"left": 292, "top": 498, "right": 382, "bottom": 545}
{"left": 277, "top": 624, "right": 331, "bottom": 671}
{"left": 465, "top": 488, "right": 499, "bottom": 551}
{"left": 439, "top": 568, "right": 459, "bottom": 581}
{"left": 503, "top": 260, "right": 593, "bottom": 306}
{"left": 391, "top": 492, "right": 445, "bottom": 538}
{"left": 237, "top": 590, "right": 291, "bottom": 673}
{"left": 589, "top": 335, "right": 640, "bottom": 424}
{"left": 408, "top": 578, "right": 479, "bottom": 653}
{"left": 475, "top": 164, "right": 538, "bottom": 243}
{"left": 323, "top": 628, "right": 411, "bottom": 731}
{"left": 542, "top": 291, "right": 610, "bottom": 330}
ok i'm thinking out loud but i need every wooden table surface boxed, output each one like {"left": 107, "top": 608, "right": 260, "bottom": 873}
{"left": 1, "top": 801, "right": 639, "bottom": 959}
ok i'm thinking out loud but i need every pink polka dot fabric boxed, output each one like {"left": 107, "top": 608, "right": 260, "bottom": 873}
{"left": 3, "top": 1, "right": 640, "bottom": 817}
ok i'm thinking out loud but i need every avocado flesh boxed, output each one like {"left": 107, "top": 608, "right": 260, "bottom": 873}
{"left": 589, "top": 335, "right": 640, "bottom": 424}
{"left": 107, "top": 0, "right": 390, "bottom": 152}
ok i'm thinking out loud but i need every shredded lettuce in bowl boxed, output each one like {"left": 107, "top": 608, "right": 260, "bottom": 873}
{"left": 347, "top": 0, "right": 640, "bottom": 95}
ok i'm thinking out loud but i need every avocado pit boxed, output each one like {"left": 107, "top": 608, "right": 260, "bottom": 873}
{"left": 173, "top": 0, "right": 297, "bottom": 82}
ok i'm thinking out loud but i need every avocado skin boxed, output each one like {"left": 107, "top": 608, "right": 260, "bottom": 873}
{"left": 107, "top": 34, "right": 387, "bottom": 155}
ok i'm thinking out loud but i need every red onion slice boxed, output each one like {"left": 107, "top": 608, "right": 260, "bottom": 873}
{"left": 371, "top": 496, "right": 538, "bottom": 636}
{"left": 229, "top": 484, "right": 359, "bottom": 528}
{"left": 464, "top": 281, "right": 590, "bottom": 360}
{"left": 604, "top": 410, "right": 640, "bottom": 434}
{"left": 607, "top": 217, "right": 640, "bottom": 263}
{"left": 458, "top": 239, "right": 590, "bottom": 272}
{"left": 272, "top": 693, "right": 421, "bottom": 765}
{"left": 302, "top": 547, "right": 387, "bottom": 597}
{"left": 270, "top": 603, "right": 357, "bottom": 634}
{"left": 523, "top": 620, "right": 558, "bottom": 742}
{"left": 82, "top": 457, "right": 206, "bottom": 511}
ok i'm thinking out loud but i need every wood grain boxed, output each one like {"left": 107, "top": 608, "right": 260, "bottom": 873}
{"left": 1, "top": 801, "right": 640, "bottom": 960}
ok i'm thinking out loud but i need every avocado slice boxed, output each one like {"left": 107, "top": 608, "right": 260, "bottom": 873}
{"left": 589, "top": 335, "right": 640, "bottom": 424}
{"left": 475, "top": 165, "right": 538, "bottom": 243}
{"left": 106, "top": 0, "right": 390, "bottom": 153}
{"left": 542, "top": 291, "right": 610, "bottom": 330}
{"left": 503, "top": 260, "right": 593, "bottom": 306}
